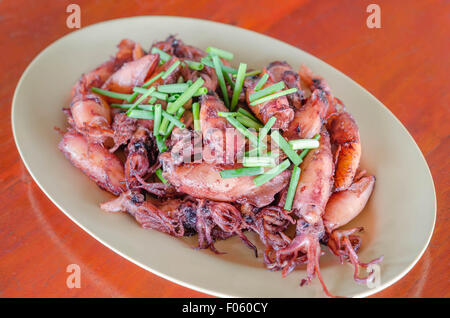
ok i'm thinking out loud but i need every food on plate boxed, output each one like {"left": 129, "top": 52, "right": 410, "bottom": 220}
{"left": 58, "top": 36, "right": 382, "bottom": 297}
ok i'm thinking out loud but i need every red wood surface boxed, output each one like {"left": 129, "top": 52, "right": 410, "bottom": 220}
{"left": 0, "top": 0, "right": 448, "bottom": 298}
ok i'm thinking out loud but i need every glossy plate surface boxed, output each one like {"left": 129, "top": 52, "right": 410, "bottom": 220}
{"left": 12, "top": 16, "right": 436, "bottom": 297}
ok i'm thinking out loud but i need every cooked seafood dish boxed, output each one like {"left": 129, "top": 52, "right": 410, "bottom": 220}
{"left": 58, "top": 36, "right": 382, "bottom": 297}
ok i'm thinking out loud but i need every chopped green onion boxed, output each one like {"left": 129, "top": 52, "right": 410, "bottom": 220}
{"left": 177, "top": 76, "right": 184, "bottom": 83}
{"left": 231, "top": 63, "right": 247, "bottom": 111}
{"left": 166, "top": 77, "right": 205, "bottom": 114}
{"left": 250, "top": 88, "right": 298, "bottom": 106}
{"left": 127, "top": 87, "right": 156, "bottom": 114}
{"left": 168, "top": 94, "right": 180, "bottom": 102}
{"left": 162, "top": 60, "right": 181, "bottom": 80}
{"left": 223, "top": 71, "right": 235, "bottom": 89}
{"left": 212, "top": 55, "right": 230, "bottom": 108}
{"left": 111, "top": 103, "right": 154, "bottom": 111}
{"left": 134, "top": 87, "right": 168, "bottom": 101}
{"left": 155, "top": 135, "right": 167, "bottom": 152}
{"left": 151, "top": 47, "right": 171, "bottom": 63}
{"left": 237, "top": 108, "right": 258, "bottom": 122}
{"left": 127, "top": 109, "right": 154, "bottom": 120}
{"left": 225, "top": 116, "right": 259, "bottom": 147}
{"left": 206, "top": 46, "right": 234, "bottom": 60}
{"left": 248, "top": 81, "right": 285, "bottom": 102}
{"left": 148, "top": 96, "right": 157, "bottom": 104}
{"left": 284, "top": 165, "right": 301, "bottom": 211}
{"left": 243, "top": 156, "right": 277, "bottom": 167}
{"left": 270, "top": 130, "right": 302, "bottom": 166}
{"left": 236, "top": 114, "right": 263, "bottom": 129}
{"left": 192, "top": 102, "right": 201, "bottom": 131}
{"left": 289, "top": 138, "right": 320, "bottom": 150}
{"left": 91, "top": 87, "right": 133, "bottom": 101}
{"left": 162, "top": 110, "right": 185, "bottom": 129}
{"left": 163, "top": 107, "right": 186, "bottom": 139}
{"left": 185, "top": 60, "right": 204, "bottom": 70}
{"left": 143, "top": 71, "right": 164, "bottom": 88}
{"left": 158, "top": 83, "right": 189, "bottom": 94}
{"left": 220, "top": 167, "right": 264, "bottom": 179}
{"left": 193, "top": 87, "right": 208, "bottom": 96}
{"left": 253, "top": 159, "right": 290, "bottom": 186}
{"left": 201, "top": 57, "right": 237, "bottom": 74}
{"left": 254, "top": 73, "right": 269, "bottom": 91}
{"left": 218, "top": 112, "right": 237, "bottom": 117}
{"left": 153, "top": 104, "right": 162, "bottom": 137}
{"left": 233, "top": 70, "right": 261, "bottom": 78}
{"left": 299, "top": 134, "right": 321, "bottom": 160}
{"left": 258, "top": 116, "right": 277, "bottom": 154}
{"left": 155, "top": 168, "right": 168, "bottom": 184}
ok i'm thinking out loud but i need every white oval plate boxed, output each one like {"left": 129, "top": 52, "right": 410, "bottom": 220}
{"left": 12, "top": 17, "right": 436, "bottom": 298}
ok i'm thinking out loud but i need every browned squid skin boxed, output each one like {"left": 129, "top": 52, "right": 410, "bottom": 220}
{"left": 274, "top": 129, "right": 335, "bottom": 297}
{"left": 323, "top": 175, "right": 383, "bottom": 284}
{"left": 327, "top": 111, "right": 361, "bottom": 192}
{"left": 58, "top": 131, "right": 126, "bottom": 195}
{"left": 266, "top": 61, "right": 305, "bottom": 108}
{"left": 292, "top": 129, "right": 334, "bottom": 224}
{"left": 244, "top": 77, "right": 294, "bottom": 131}
{"left": 282, "top": 89, "right": 329, "bottom": 141}
{"left": 160, "top": 152, "right": 291, "bottom": 208}
{"left": 200, "top": 94, "right": 245, "bottom": 164}
{"left": 68, "top": 92, "right": 114, "bottom": 144}
{"left": 71, "top": 39, "right": 144, "bottom": 98}
{"left": 101, "top": 53, "right": 159, "bottom": 95}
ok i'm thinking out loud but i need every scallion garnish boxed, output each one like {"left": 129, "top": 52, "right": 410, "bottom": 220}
{"left": 155, "top": 168, "right": 168, "bottom": 184}
{"left": 284, "top": 165, "right": 301, "bottom": 211}
{"left": 289, "top": 138, "right": 320, "bottom": 150}
{"left": 162, "top": 110, "right": 185, "bottom": 129}
{"left": 151, "top": 47, "right": 171, "bottom": 63}
{"left": 250, "top": 88, "right": 298, "bottom": 106}
{"left": 134, "top": 87, "right": 168, "bottom": 101}
{"left": 206, "top": 47, "right": 234, "bottom": 60}
{"left": 91, "top": 87, "right": 134, "bottom": 101}
{"left": 248, "top": 81, "right": 285, "bottom": 102}
{"left": 233, "top": 70, "right": 261, "bottom": 78}
{"left": 127, "top": 86, "right": 156, "bottom": 114}
{"left": 162, "top": 60, "right": 181, "bottom": 80}
{"left": 185, "top": 60, "right": 204, "bottom": 70}
{"left": 200, "top": 57, "right": 237, "bottom": 74}
{"left": 164, "top": 107, "right": 185, "bottom": 138}
{"left": 212, "top": 55, "right": 230, "bottom": 108}
{"left": 223, "top": 71, "right": 235, "bottom": 89}
{"left": 158, "top": 83, "right": 189, "bottom": 94}
{"left": 258, "top": 116, "right": 276, "bottom": 154}
{"left": 192, "top": 102, "right": 201, "bottom": 131}
{"left": 193, "top": 87, "right": 208, "bottom": 96}
{"left": 220, "top": 167, "right": 264, "bottom": 179}
{"left": 243, "top": 156, "right": 276, "bottom": 167}
{"left": 155, "top": 135, "right": 167, "bottom": 152}
{"left": 237, "top": 108, "right": 258, "bottom": 121}
{"left": 153, "top": 104, "right": 162, "bottom": 137}
{"left": 270, "top": 130, "right": 302, "bottom": 166}
{"left": 142, "top": 71, "right": 164, "bottom": 88}
{"left": 217, "top": 112, "right": 237, "bottom": 117}
{"left": 166, "top": 77, "right": 205, "bottom": 114}
{"left": 225, "top": 115, "right": 259, "bottom": 147}
{"left": 253, "top": 159, "right": 290, "bottom": 186}
{"left": 299, "top": 134, "right": 321, "bottom": 160}
{"left": 236, "top": 114, "right": 263, "bottom": 129}
{"left": 127, "top": 109, "right": 154, "bottom": 120}
{"left": 231, "top": 63, "right": 247, "bottom": 111}
{"left": 254, "top": 73, "right": 269, "bottom": 91}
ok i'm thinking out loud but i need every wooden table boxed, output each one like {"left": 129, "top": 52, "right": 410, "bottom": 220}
{"left": 1, "top": 0, "right": 448, "bottom": 298}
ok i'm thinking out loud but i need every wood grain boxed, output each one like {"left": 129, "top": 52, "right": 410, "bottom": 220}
{"left": 0, "top": 0, "right": 448, "bottom": 297}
